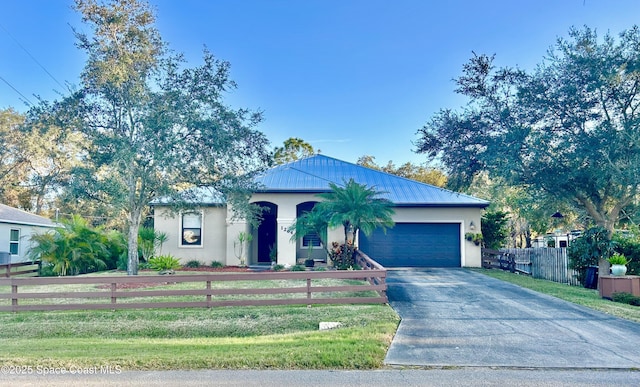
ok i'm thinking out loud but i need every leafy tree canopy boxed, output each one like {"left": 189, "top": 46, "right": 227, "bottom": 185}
{"left": 273, "top": 137, "right": 316, "bottom": 164}
{"left": 356, "top": 155, "right": 447, "bottom": 187}
{"left": 65, "top": 0, "right": 271, "bottom": 274}
{"left": 416, "top": 26, "right": 640, "bottom": 235}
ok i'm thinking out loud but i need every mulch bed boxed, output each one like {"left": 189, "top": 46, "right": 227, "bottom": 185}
{"left": 174, "top": 266, "right": 254, "bottom": 273}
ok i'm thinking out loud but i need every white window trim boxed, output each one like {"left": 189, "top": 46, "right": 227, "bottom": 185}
{"left": 178, "top": 210, "right": 204, "bottom": 249}
{"left": 9, "top": 228, "right": 20, "bottom": 256}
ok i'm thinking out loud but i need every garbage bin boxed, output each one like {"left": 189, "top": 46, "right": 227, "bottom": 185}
{"left": 0, "top": 252, "right": 11, "bottom": 265}
{"left": 584, "top": 266, "right": 598, "bottom": 289}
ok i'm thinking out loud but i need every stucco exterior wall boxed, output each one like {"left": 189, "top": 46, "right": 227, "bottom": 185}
{"left": 154, "top": 196, "right": 484, "bottom": 268}
{"left": 154, "top": 206, "right": 228, "bottom": 265}
{"left": 248, "top": 192, "right": 337, "bottom": 266}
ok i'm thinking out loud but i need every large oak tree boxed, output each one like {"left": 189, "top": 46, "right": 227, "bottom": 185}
{"left": 70, "top": 0, "right": 270, "bottom": 274}
{"left": 416, "top": 26, "right": 640, "bottom": 235}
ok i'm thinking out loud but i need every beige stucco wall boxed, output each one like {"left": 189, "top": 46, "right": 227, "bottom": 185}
{"left": 154, "top": 195, "right": 484, "bottom": 268}
{"left": 247, "top": 192, "right": 340, "bottom": 267}
{"left": 154, "top": 206, "right": 228, "bottom": 265}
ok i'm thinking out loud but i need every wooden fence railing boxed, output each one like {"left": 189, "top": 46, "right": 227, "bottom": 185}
{"left": 500, "top": 248, "right": 580, "bottom": 286}
{"left": 355, "top": 250, "right": 386, "bottom": 289}
{"left": 481, "top": 249, "right": 517, "bottom": 272}
{"left": 0, "top": 261, "right": 40, "bottom": 278}
{"left": 0, "top": 266, "right": 387, "bottom": 312}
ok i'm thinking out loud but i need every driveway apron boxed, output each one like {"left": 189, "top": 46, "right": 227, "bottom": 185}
{"left": 384, "top": 268, "right": 640, "bottom": 368}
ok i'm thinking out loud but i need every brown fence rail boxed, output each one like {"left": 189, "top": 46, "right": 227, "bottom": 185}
{"left": 500, "top": 248, "right": 580, "bottom": 286}
{"left": 0, "top": 261, "right": 40, "bottom": 278}
{"left": 481, "top": 249, "right": 517, "bottom": 272}
{"left": 0, "top": 264, "right": 387, "bottom": 312}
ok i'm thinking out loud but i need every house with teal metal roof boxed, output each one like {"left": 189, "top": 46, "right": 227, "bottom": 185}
{"left": 154, "top": 154, "right": 489, "bottom": 268}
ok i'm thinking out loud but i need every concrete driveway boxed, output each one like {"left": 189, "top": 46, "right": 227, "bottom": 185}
{"left": 384, "top": 268, "right": 640, "bottom": 368}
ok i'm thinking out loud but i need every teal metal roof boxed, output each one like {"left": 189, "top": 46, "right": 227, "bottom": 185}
{"left": 254, "top": 155, "right": 489, "bottom": 208}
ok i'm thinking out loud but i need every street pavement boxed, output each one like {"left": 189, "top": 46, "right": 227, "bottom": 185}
{"left": 384, "top": 268, "right": 640, "bottom": 368}
{"left": 4, "top": 268, "right": 640, "bottom": 386}
{"left": 2, "top": 369, "right": 640, "bottom": 386}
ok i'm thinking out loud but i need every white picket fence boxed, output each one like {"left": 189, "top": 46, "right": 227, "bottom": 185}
{"left": 500, "top": 248, "right": 581, "bottom": 286}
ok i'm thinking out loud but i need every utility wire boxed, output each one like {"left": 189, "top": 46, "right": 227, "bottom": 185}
{"left": 0, "top": 74, "right": 33, "bottom": 106}
{"left": 0, "top": 22, "right": 68, "bottom": 94}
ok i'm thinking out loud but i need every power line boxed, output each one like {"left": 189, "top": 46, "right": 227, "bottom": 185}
{"left": 0, "top": 22, "right": 69, "bottom": 95}
{"left": 0, "top": 74, "right": 33, "bottom": 106}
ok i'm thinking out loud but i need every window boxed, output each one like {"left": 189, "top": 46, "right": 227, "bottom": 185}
{"left": 9, "top": 229, "right": 19, "bottom": 255}
{"left": 181, "top": 212, "right": 202, "bottom": 246}
{"left": 302, "top": 232, "right": 322, "bottom": 248}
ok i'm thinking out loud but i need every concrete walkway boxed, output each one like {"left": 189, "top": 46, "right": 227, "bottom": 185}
{"left": 384, "top": 268, "right": 640, "bottom": 368}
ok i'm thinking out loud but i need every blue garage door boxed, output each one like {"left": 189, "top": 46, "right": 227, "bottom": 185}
{"left": 359, "top": 223, "right": 461, "bottom": 267}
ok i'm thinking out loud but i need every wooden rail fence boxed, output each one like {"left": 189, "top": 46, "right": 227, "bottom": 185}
{"left": 0, "top": 254, "right": 387, "bottom": 312}
{"left": 481, "top": 249, "right": 517, "bottom": 272}
{"left": 0, "top": 261, "right": 40, "bottom": 278}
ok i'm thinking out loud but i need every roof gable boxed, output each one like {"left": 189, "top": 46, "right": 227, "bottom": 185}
{"left": 254, "top": 155, "right": 489, "bottom": 207}
{"left": 0, "top": 204, "right": 55, "bottom": 227}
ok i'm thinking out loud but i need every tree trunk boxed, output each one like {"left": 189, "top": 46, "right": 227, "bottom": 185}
{"left": 127, "top": 206, "right": 142, "bottom": 276}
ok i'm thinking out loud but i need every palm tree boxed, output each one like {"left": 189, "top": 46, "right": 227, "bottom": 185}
{"left": 28, "top": 215, "right": 108, "bottom": 276}
{"left": 317, "top": 179, "right": 395, "bottom": 248}
{"left": 288, "top": 205, "right": 330, "bottom": 259}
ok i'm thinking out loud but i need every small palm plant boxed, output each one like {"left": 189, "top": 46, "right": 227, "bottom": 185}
{"left": 233, "top": 232, "right": 253, "bottom": 266}
{"left": 28, "top": 215, "right": 108, "bottom": 276}
{"left": 288, "top": 206, "right": 329, "bottom": 264}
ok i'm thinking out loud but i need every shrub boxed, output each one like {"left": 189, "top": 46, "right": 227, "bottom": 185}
{"left": 481, "top": 210, "right": 509, "bottom": 249}
{"left": 210, "top": 261, "right": 224, "bottom": 268}
{"left": 611, "top": 292, "right": 640, "bottom": 306}
{"left": 329, "top": 242, "right": 357, "bottom": 270}
{"left": 568, "top": 226, "right": 616, "bottom": 285}
{"left": 314, "top": 266, "right": 327, "bottom": 271}
{"left": 28, "top": 215, "right": 109, "bottom": 276}
{"left": 290, "top": 264, "right": 306, "bottom": 271}
{"left": 184, "top": 260, "right": 202, "bottom": 268}
{"left": 612, "top": 232, "right": 640, "bottom": 275}
{"left": 38, "top": 262, "right": 57, "bottom": 277}
{"left": 272, "top": 264, "right": 285, "bottom": 271}
{"left": 148, "top": 255, "right": 181, "bottom": 272}
{"left": 117, "top": 253, "right": 128, "bottom": 271}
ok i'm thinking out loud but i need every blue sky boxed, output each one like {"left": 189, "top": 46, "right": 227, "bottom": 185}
{"left": 2, "top": 0, "right": 640, "bottom": 165}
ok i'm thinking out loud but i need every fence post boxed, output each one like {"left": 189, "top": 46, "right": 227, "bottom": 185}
{"left": 206, "top": 280, "right": 212, "bottom": 308}
{"left": 11, "top": 284, "right": 18, "bottom": 312}
{"left": 306, "top": 278, "right": 312, "bottom": 305}
{"left": 110, "top": 283, "right": 117, "bottom": 306}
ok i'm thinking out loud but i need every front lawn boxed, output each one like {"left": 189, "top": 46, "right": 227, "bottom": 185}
{"left": 474, "top": 268, "right": 640, "bottom": 323}
{"left": 0, "top": 270, "right": 399, "bottom": 370}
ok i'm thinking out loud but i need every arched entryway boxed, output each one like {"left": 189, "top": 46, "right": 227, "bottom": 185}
{"left": 296, "top": 201, "right": 327, "bottom": 262}
{"left": 254, "top": 202, "right": 277, "bottom": 264}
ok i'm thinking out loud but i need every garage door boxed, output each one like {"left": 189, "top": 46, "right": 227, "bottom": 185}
{"left": 359, "top": 223, "right": 461, "bottom": 267}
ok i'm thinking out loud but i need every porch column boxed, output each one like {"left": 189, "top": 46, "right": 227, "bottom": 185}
{"left": 277, "top": 217, "right": 297, "bottom": 266}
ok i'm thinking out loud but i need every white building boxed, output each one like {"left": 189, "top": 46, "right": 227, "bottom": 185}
{"left": 0, "top": 204, "right": 55, "bottom": 263}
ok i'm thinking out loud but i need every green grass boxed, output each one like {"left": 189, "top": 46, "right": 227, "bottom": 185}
{"left": 0, "top": 271, "right": 399, "bottom": 370}
{"left": 474, "top": 268, "right": 640, "bottom": 323}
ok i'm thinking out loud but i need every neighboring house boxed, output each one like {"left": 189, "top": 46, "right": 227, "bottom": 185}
{"left": 0, "top": 204, "right": 55, "bottom": 263}
{"left": 153, "top": 154, "right": 489, "bottom": 268}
